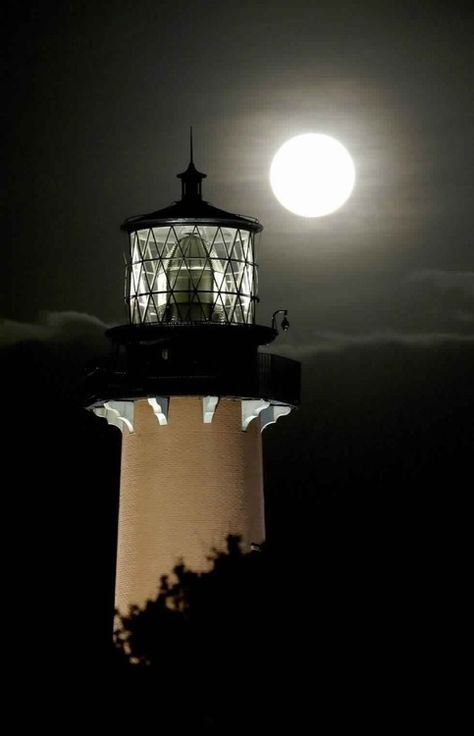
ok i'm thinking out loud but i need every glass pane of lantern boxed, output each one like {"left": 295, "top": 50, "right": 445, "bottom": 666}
{"left": 127, "top": 225, "right": 257, "bottom": 325}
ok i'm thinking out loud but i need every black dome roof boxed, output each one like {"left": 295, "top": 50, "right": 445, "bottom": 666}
{"left": 121, "top": 141, "right": 262, "bottom": 234}
{"left": 121, "top": 196, "right": 262, "bottom": 234}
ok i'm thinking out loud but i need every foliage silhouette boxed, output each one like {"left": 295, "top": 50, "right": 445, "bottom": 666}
{"left": 113, "top": 536, "right": 276, "bottom": 725}
{"left": 114, "top": 535, "right": 266, "bottom": 667}
{"left": 111, "top": 530, "right": 398, "bottom": 726}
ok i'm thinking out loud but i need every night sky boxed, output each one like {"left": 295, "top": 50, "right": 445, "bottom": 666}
{"left": 3, "top": 1, "right": 473, "bottom": 614}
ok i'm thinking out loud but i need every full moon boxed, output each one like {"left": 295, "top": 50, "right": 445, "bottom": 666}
{"left": 270, "top": 133, "right": 356, "bottom": 217}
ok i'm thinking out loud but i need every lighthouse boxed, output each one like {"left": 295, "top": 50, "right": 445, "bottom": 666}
{"left": 85, "top": 139, "right": 300, "bottom": 614}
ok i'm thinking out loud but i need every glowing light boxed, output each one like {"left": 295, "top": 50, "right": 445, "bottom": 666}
{"left": 270, "top": 133, "right": 356, "bottom": 217}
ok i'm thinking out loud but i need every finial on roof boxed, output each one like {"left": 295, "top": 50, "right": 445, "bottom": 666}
{"left": 177, "top": 129, "right": 207, "bottom": 201}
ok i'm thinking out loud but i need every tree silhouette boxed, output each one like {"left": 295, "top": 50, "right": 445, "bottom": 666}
{"left": 112, "top": 533, "right": 371, "bottom": 726}
{"left": 111, "top": 518, "right": 428, "bottom": 727}
{"left": 114, "top": 535, "right": 266, "bottom": 667}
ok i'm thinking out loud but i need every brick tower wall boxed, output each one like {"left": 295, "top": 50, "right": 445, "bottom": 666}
{"left": 115, "top": 396, "right": 264, "bottom": 612}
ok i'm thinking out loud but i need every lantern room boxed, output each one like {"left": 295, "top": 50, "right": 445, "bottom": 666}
{"left": 121, "top": 143, "right": 262, "bottom": 326}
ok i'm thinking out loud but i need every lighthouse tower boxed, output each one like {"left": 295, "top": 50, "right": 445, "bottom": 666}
{"left": 86, "top": 140, "right": 300, "bottom": 614}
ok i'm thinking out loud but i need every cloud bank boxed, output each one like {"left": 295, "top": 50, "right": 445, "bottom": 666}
{"left": 409, "top": 270, "right": 474, "bottom": 297}
{"left": 272, "top": 330, "right": 474, "bottom": 358}
{"left": 0, "top": 312, "right": 111, "bottom": 397}
{"left": 0, "top": 311, "right": 109, "bottom": 348}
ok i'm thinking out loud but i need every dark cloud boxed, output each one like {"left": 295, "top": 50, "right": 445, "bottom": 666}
{"left": 0, "top": 311, "right": 109, "bottom": 399}
{"left": 0, "top": 310, "right": 109, "bottom": 347}
{"left": 409, "top": 270, "right": 474, "bottom": 297}
{"left": 271, "top": 329, "right": 474, "bottom": 358}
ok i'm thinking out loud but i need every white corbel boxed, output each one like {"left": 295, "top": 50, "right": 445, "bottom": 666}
{"left": 259, "top": 404, "right": 292, "bottom": 433}
{"left": 202, "top": 396, "right": 219, "bottom": 423}
{"left": 93, "top": 400, "right": 135, "bottom": 434}
{"left": 148, "top": 397, "right": 169, "bottom": 426}
{"left": 241, "top": 399, "right": 270, "bottom": 431}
